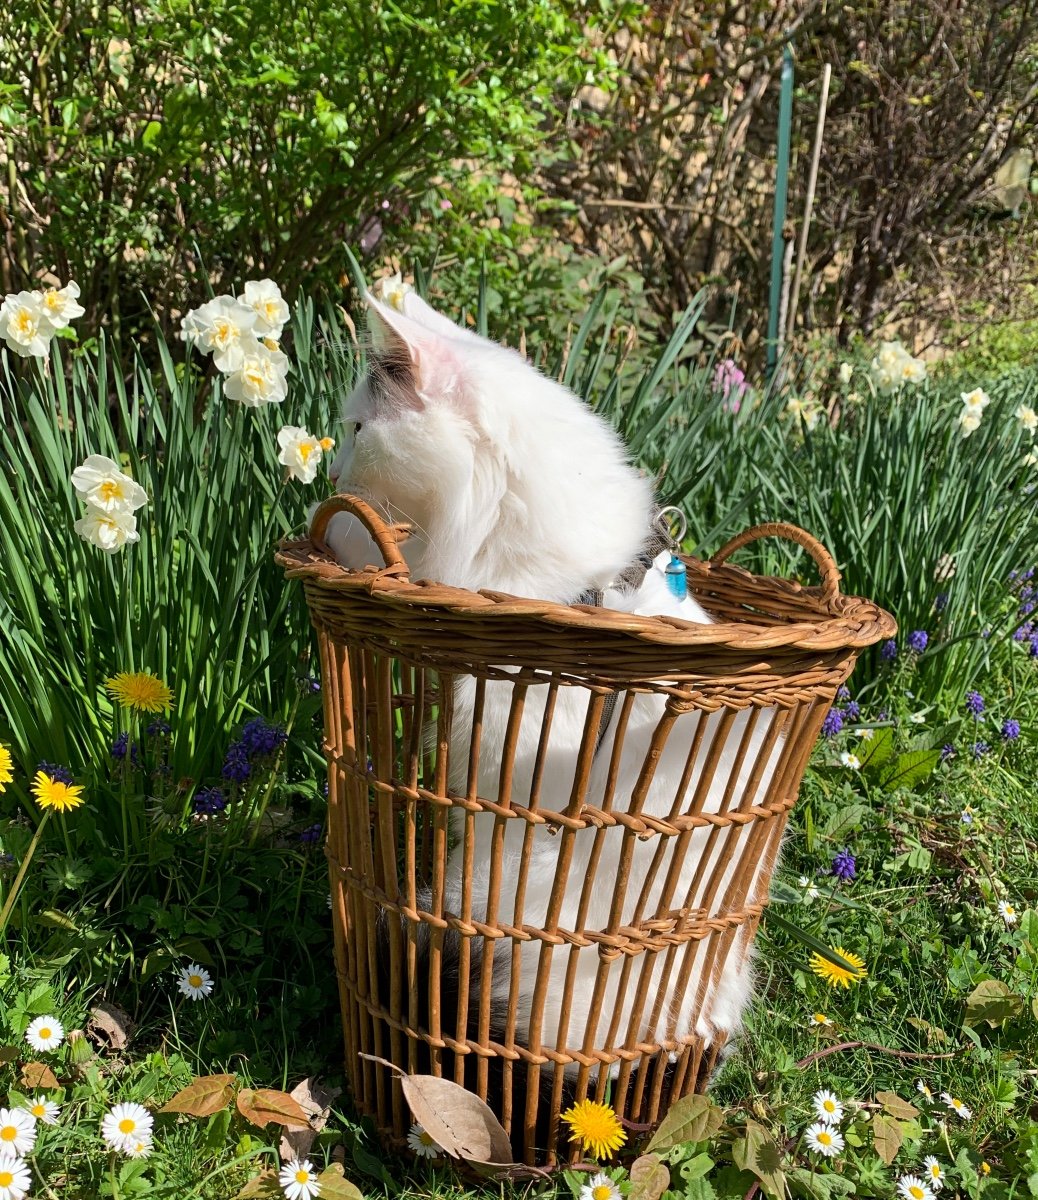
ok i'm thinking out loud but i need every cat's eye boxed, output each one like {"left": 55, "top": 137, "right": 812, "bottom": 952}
{"left": 353, "top": 422, "right": 363, "bottom": 436}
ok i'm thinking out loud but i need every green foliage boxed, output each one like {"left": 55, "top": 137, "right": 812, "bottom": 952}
{"left": 0, "top": 0, "right": 630, "bottom": 337}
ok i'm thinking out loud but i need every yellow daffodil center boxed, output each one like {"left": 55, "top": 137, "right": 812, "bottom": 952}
{"left": 295, "top": 1170, "right": 309, "bottom": 1183}
{"left": 817, "top": 1131, "right": 832, "bottom": 1146}
{"left": 14, "top": 311, "right": 34, "bottom": 334}
{"left": 299, "top": 441, "right": 317, "bottom": 463}
{"left": 263, "top": 337, "right": 279, "bottom": 351}
{"left": 244, "top": 366, "right": 266, "bottom": 388}
{"left": 592, "top": 1186, "right": 612, "bottom": 1200}
{"left": 99, "top": 480, "right": 124, "bottom": 502}
{"left": 0, "top": 1170, "right": 13, "bottom": 1187}
{"left": 189, "top": 974, "right": 202, "bottom": 988}
{"left": 45, "top": 291, "right": 61, "bottom": 309}
{"left": 909, "top": 1187, "right": 924, "bottom": 1200}
{"left": 213, "top": 318, "right": 233, "bottom": 343}
{"left": 263, "top": 301, "right": 279, "bottom": 321}
{"left": 1, "top": 1126, "right": 15, "bottom": 1141}
{"left": 319, "top": 437, "right": 334, "bottom": 451}
{"left": 119, "top": 1118, "right": 135, "bottom": 1134}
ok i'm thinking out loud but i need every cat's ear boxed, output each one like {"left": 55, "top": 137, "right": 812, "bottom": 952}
{"left": 397, "top": 292, "right": 478, "bottom": 342}
{"left": 364, "top": 293, "right": 463, "bottom": 402}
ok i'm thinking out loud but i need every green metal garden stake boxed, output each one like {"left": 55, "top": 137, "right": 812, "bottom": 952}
{"left": 766, "top": 43, "right": 795, "bottom": 377}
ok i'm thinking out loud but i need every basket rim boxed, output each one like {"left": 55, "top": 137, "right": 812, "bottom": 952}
{"left": 275, "top": 534, "right": 897, "bottom": 653}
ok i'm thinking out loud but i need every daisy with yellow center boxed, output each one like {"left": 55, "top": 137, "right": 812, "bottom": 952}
{"left": 0, "top": 1158, "right": 31, "bottom": 1200}
{"left": 804, "top": 1121, "right": 843, "bottom": 1157}
{"left": 105, "top": 672, "right": 174, "bottom": 714}
{"left": 809, "top": 1012, "right": 833, "bottom": 1027}
{"left": 580, "top": 1172, "right": 621, "bottom": 1200}
{"left": 939, "top": 1092, "right": 972, "bottom": 1119}
{"left": 916, "top": 1079, "right": 933, "bottom": 1100}
{"left": 897, "top": 1175, "right": 935, "bottom": 1200}
{"left": 0, "top": 1108, "right": 36, "bottom": 1157}
{"left": 23, "top": 1096, "right": 61, "bottom": 1126}
{"left": 25, "top": 1015, "right": 64, "bottom": 1051}
{"left": 922, "top": 1156, "right": 944, "bottom": 1191}
{"left": 30, "top": 771, "right": 85, "bottom": 814}
{"left": 177, "top": 963, "right": 214, "bottom": 1000}
{"left": 809, "top": 946, "right": 867, "bottom": 988}
{"left": 560, "top": 1099, "right": 627, "bottom": 1160}
{"left": 0, "top": 745, "right": 12, "bottom": 792}
{"left": 278, "top": 1157, "right": 320, "bottom": 1200}
{"left": 100, "top": 1102, "right": 153, "bottom": 1152}
{"left": 406, "top": 1122, "right": 440, "bottom": 1158}
{"left": 812, "top": 1089, "right": 844, "bottom": 1124}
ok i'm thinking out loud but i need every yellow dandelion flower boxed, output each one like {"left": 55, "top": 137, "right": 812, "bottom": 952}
{"left": 30, "top": 771, "right": 85, "bottom": 813}
{"left": 809, "top": 946, "right": 867, "bottom": 988}
{"left": 0, "top": 744, "right": 13, "bottom": 792}
{"left": 560, "top": 1099, "right": 627, "bottom": 1160}
{"left": 105, "top": 672, "right": 174, "bottom": 714}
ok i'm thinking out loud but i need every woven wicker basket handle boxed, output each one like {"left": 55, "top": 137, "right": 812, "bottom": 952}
{"left": 710, "top": 522, "right": 841, "bottom": 605}
{"left": 309, "top": 493, "right": 411, "bottom": 578}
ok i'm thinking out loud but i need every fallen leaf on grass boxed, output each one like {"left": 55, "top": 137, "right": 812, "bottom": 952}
{"left": 236, "top": 1087, "right": 310, "bottom": 1130}
{"left": 87, "top": 1000, "right": 134, "bottom": 1050}
{"left": 161, "top": 1074, "right": 237, "bottom": 1117}
{"left": 233, "top": 1169, "right": 282, "bottom": 1198}
{"left": 872, "top": 1113, "right": 903, "bottom": 1165}
{"left": 628, "top": 1153, "right": 671, "bottom": 1200}
{"left": 876, "top": 1091, "right": 919, "bottom": 1121}
{"left": 279, "top": 1077, "right": 342, "bottom": 1162}
{"left": 316, "top": 1164, "right": 365, "bottom": 1200}
{"left": 20, "top": 1061, "right": 59, "bottom": 1089}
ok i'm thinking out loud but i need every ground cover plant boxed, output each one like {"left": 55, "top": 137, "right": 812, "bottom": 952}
{"left": 0, "top": 270, "right": 1035, "bottom": 1197}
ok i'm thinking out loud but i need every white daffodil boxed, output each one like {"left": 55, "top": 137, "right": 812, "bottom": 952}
{"left": 958, "top": 409, "right": 982, "bottom": 437}
{"left": 24, "top": 1016, "right": 64, "bottom": 1051}
{"left": 804, "top": 1121, "right": 844, "bottom": 1157}
{"left": 871, "top": 341, "right": 926, "bottom": 391}
{"left": 242, "top": 279, "right": 290, "bottom": 339}
{"left": 101, "top": 1102, "right": 154, "bottom": 1152}
{"left": 812, "top": 1089, "right": 844, "bottom": 1125}
{"left": 0, "top": 1157, "right": 31, "bottom": 1200}
{"left": 940, "top": 1092, "right": 972, "bottom": 1119}
{"left": 0, "top": 1109, "right": 36, "bottom": 1158}
{"left": 23, "top": 1096, "right": 60, "bottom": 1126}
{"left": 922, "top": 1157, "right": 945, "bottom": 1191}
{"left": 278, "top": 1157, "right": 321, "bottom": 1200}
{"left": 1024, "top": 450, "right": 1038, "bottom": 467}
{"left": 899, "top": 355, "right": 927, "bottom": 384}
{"left": 221, "top": 338, "right": 289, "bottom": 406}
{"left": 838, "top": 362, "right": 853, "bottom": 384}
{"left": 180, "top": 295, "right": 258, "bottom": 360}
{"left": 898, "top": 1175, "right": 935, "bottom": 1200}
{"left": 277, "top": 426, "right": 325, "bottom": 484}
{"left": 0, "top": 291, "right": 53, "bottom": 358}
{"left": 74, "top": 504, "right": 140, "bottom": 553}
{"left": 1015, "top": 403, "right": 1037, "bottom": 434}
{"left": 785, "top": 396, "right": 823, "bottom": 429}
{"left": 71, "top": 454, "right": 148, "bottom": 514}
{"left": 39, "top": 280, "right": 85, "bottom": 329}
{"left": 839, "top": 751, "right": 861, "bottom": 770}
{"left": 580, "top": 1173, "right": 621, "bottom": 1200}
{"left": 998, "top": 900, "right": 1018, "bottom": 926}
{"left": 961, "top": 387, "right": 991, "bottom": 413}
{"left": 406, "top": 1122, "right": 440, "bottom": 1158}
{"left": 177, "top": 963, "right": 214, "bottom": 999}
{"left": 378, "top": 271, "right": 413, "bottom": 312}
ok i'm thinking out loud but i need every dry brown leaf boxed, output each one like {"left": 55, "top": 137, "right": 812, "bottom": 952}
{"left": 160, "top": 1074, "right": 237, "bottom": 1117}
{"left": 629, "top": 1154, "right": 671, "bottom": 1200}
{"left": 0, "top": 1047, "right": 18, "bottom": 1064}
{"left": 876, "top": 1091, "right": 920, "bottom": 1121}
{"left": 279, "top": 1077, "right": 342, "bottom": 1162}
{"left": 20, "top": 1061, "right": 60, "bottom": 1089}
{"left": 236, "top": 1087, "right": 310, "bottom": 1130}
{"left": 872, "top": 1113, "right": 903, "bottom": 1165}
{"left": 87, "top": 1000, "right": 134, "bottom": 1050}
{"left": 399, "top": 1073, "right": 512, "bottom": 1164}
{"left": 315, "top": 1164, "right": 364, "bottom": 1200}
{"left": 233, "top": 1169, "right": 282, "bottom": 1198}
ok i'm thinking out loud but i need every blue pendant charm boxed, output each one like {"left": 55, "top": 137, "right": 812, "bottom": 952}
{"left": 665, "top": 553, "right": 687, "bottom": 600}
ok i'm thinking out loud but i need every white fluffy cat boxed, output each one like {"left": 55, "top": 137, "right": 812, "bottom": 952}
{"left": 321, "top": 288, "right": 783, "bottom": 1076}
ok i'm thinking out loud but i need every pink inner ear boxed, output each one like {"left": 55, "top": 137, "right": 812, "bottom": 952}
{"left": 365, "top": 293, "right": 462, "bottom": 399}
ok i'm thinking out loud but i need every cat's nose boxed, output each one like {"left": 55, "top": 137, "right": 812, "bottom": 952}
{"left": 328, "top": 465, "right": 340, "bottom": 488}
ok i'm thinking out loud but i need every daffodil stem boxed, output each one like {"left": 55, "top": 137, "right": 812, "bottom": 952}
{"left": 0, "top": 810, "right": 51, "bottom": 938}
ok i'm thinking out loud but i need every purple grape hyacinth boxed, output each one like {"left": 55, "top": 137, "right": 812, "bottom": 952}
{"left": 965, "top": 690, "right": 985, "bottom": 717}
{"left": 239, "top": 717, "right": 287, "bottom": 758}
{"left": 831, "top": 848, "right": 856, "bottom": 882}
{"left": 970, "top": 741, "right": 990, "bottom": 760}
{"left": 36, "top": 761, "right": 74, "bottom": 784}
{"left": 880, "top": 639, "right": 898, "bottom": 661}
{"left": 221, "top": 742, "right": 251, "bottom": 783}
{"left": 1001, "top": 718, "right": 1021, "bottom": 741}
{"left": 940, "top": 744, "right": 956, "bottom": 762}
{"left": 821, "top": 708, "right": 844, "bottom": 738}
{"left": 844, "top": 700, "right": 861, "bottom": 721}
{"left": 906, "top": 630, "right": 929, "bottom": 653}
{"left": 193, "top": 787, "right": 227, "bottom": 816}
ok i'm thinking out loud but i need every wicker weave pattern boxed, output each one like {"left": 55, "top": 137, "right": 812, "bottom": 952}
{"left": 277, "top": 496, "right": 895, "bottom": 1165}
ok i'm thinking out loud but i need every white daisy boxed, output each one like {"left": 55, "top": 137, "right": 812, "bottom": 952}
{"left": 177, "top": 963, "right": 214, "bottom": 1000}
{"left": 0, "top": 1109, "right": 35, "bottom": 1158}
{"left": 101, "top": 1102, "right": 154, "bottom": 1151}
{"left": 998, "top": 900, "right": 1018, "bottom": 927}
{"left": 898, "top": 1175, "right": 935, "bottom": 1200}
{"left": 939, "top": 1092, "right": 972, "bottom": 1120}
{"left": 838, "top": 751, "right": 861, "bottom": 770}
{"left": 278, "top": 1157, "right": 321, "bottom": 1200}
{"left": 0, "top": 1157, "right": 31, "bottom": 1200}
{"left": 25, "top": 1015, "right": 64, "bottom": 1051}
{"left": 859, "top": 727, "right": 874, "bottom": 740}
{"left": 407, "top": 1122, "right": 441, "bottom": 1158}
{"left": 804, "top": 1121, "right": 844, "bottom": 1157}
{"left": 916, "top": 1079, "right": 933, "bottom": 1100}
{"left": 812, "top": 1089, "right": 844, "bottom": 1125}
{"left": 124, "top": 1137, "right": 152, "bottom": 1159}
{"left": 23, "top": 1096, "right": 60, "bottom": 1125}
{"left": 580, "top": 1172, "right": 621, "bottom": 1200}
{"left": 809, "top": 1012, "right": 833, "bottom": 1027}
{"left": 922, "top": 1157, "right": 944, "bottom": 1191}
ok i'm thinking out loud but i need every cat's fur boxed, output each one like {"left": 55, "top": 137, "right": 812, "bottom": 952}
{"left": 322, "top": 291, "right": 782, "bottom": 1083}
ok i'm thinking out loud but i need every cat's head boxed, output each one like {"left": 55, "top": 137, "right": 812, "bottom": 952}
{"left": 327, "top": 289, "right": 653, "bottom": 600}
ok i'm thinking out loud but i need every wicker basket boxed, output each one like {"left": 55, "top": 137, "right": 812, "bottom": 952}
{"left": 277, "top": 495, "right": 895, "bottom": 1166}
